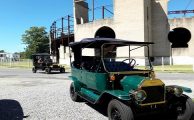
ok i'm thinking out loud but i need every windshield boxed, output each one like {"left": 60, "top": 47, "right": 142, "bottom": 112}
{"left": 102, "top": 43, "right": 152, "bottom": 72}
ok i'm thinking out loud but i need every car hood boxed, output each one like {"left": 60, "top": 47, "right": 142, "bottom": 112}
{"left": 120, "top": 75, "right": 165, "bottom": 93}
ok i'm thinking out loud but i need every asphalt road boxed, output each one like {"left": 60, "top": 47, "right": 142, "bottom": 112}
{"left": 0, "top": 68, "right": 194, "bottom": 120}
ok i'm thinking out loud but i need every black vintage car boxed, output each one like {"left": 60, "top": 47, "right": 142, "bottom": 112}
{"left": 32, "top": 53, "right": 65, "bottom": 74}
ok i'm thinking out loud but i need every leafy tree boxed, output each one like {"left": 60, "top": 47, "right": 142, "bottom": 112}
{"left": 22, "top": 26, "right": 49, "bottom": 58}
{"left": 0, "top": 50, "right": 5, "bottom": 53}
{"left": 19, "top": 52, "right": 26, "bottom": 59}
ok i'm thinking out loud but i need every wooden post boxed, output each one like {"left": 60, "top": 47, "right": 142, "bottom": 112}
{"left": 162, "top": 57, "right": 164, "bottom": 71}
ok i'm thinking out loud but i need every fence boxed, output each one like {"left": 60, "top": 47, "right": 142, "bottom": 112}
{"left": 0, "top": 58, "right": 193, "bottom": 72}
{"left": 0, "top": 59, "right": 32, "bottom": 68}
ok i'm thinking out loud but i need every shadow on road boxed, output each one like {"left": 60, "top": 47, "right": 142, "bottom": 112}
{"left": 0, "top": 99, "right": 29, "bottom": 120}
{"left": 37, "top": 71, "right": 68, "bottom": 74}
{"left": 86, "top": 102, "right": 108, "bottom": 117}
{"left": 85, "top": 102, "right": 192, "bottom": 120}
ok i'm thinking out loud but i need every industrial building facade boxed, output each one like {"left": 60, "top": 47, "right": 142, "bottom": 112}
{"left": 169, "top": 18, "right": 194, "bottom": 65}
{"left": 51, "top": 0, "right": 193, "bottom": 65}
{"left": 74, "top": 0, "right": 171, "bottom": 65}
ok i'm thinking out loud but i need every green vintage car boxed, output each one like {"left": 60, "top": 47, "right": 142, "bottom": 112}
{"left": 69, "top": 38, "right": 193, "bottom": 120}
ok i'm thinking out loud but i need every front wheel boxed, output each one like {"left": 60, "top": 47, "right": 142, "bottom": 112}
{"left": 60, "top": 68, "right": 65, "bottom": 73}
{"left": 177, "top": 98, "right": 193, "bottom": 120}
{"left": 32, "top": 67, "right": 36, "bottom": 73}
{"left": 45, "top": 67, "right": 51, "bottom": 74}
{"left": 108, "top": 99, "right": 134, "bottom": 120}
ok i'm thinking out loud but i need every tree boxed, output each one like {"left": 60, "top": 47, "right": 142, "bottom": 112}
{"left": 22, "top": 26, "right": 49, "bottom": 58}
{"left": 0, "top": 50, "right": 5, "bottom": 53}
{"left": 19, "top": 52, "right": 26, "bottom": 59}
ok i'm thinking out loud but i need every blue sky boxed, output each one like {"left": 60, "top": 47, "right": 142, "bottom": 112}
{"left": 0, "top": 0, "right": 193, "bottom": 53}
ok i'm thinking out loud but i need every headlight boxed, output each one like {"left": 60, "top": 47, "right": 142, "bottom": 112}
{"left": 174, "top": 87, "right": 183, "bottom": 97}
{"left": 133, "top": 90, "right": 147, "bottom": 102}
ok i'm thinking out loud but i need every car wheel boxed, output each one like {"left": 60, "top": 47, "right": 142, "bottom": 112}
{"left": 108, "top": 99, "right": 134, "bottom": 120}
{"left": 45, "top": 68, "right": 51, "bottom": 74}
{"left": 32, "top": 67, "right": 36, "bottom": 73}
{"left": 70, "top": 82, "right": 81, "bottom": 102}
{"left": 177, "top": 98, "right": 193, "bottom": 120}
{"left": 190, "top": 101, "right": 194, "bottom": 120}
{"left": 60, "top": 68, "right": 65, "bottom": 73}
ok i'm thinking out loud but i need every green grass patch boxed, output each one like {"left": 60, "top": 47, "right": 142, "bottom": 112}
{"left": 136, "top": 65, "right": 193, "bottom": 73}
{"left": 0, "top": 60, "right": 71, "bottom": 70}
{"left": 0, "top": 59, "right": 33, "bottom": 68}
{"left": 154, "top": 65, "right": 193, "bottom": 73}
{"left": 1, "top": 60, "right": 193, "bottom": 73}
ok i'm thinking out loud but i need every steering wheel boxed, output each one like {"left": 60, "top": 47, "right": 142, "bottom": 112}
{"left": 122, "top": 59, "right": 136, "bottom": 67}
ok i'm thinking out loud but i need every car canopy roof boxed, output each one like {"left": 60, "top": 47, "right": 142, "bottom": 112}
{"left": 69, "top": 38, "right": 154, "bottom": 49}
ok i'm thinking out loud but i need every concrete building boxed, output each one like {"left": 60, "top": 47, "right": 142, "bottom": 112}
{"left": 52, "top": 0, "right": 194, "bottom": 65}
{"left": 0, "top": 53, "right": 7, "bottom": 61}
{"left": 0, "top": 53, "right": 20, "bottom": 61}
{"left": 169, "top": 17, "right": 194, "bottom": 65}
{"left": 73, "top": 0, "right": 170, "bottom": 65}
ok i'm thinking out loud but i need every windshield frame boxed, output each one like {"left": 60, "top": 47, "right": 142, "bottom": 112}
{"left": 101, "top": 43, "right": 153, "bottom": 73}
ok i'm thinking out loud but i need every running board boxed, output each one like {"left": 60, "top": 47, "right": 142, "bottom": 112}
{"left": 79, "top": 88, "right": 100, "bottom": 104}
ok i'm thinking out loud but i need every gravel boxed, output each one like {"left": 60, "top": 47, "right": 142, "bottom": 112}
{"left": 0, "top": 69, "right": 107, "bottom": 120}
{"left": 0, "top": 69, "right": 193, "bottom": 120}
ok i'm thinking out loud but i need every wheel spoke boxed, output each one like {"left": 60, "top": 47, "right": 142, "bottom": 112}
{"left": 111, "top": 108, "right": 122, "bottom": 120}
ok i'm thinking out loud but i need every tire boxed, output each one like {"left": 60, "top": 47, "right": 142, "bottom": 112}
{"left": 32, "top": 67, "right": 36, "bottom": 73}
{"left": 177, "top": 98, "right": 193, "bottom": 120}
{"left": 190, "top": 101, "right": 194, "bottom": 120}
{"left": 45, "top": 68, "right": 51, "bottom": 74}
{"left": 108, "top": 99, "right": 134, "bottom": 120}
{"left": 70, "top": 82, "right": 81, "bottom": 102}
{"left": 60, "top": 68, "right": 65, "bottom": 73}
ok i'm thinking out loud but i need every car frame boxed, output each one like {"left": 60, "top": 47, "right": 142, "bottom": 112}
{"left": 69, "top": 38, "right": 193, "bottom": 120}
{"left": 32, "top": 53, "right": 65, "bottom": 74}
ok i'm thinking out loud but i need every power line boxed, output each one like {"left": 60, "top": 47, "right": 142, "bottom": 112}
{"left": 168, "top": 0, "right": 194, "bottom": 15}
{"left": 168, "top": 10, "right": 194, "bottom": 15}
{"left": 185, "top": 0, "right": 193, "bottom": 10}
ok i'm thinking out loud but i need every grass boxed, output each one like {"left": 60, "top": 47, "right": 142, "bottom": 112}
{"left": 153, "top": 65, "right": 194, "bottom": 73}
{"left": 0, "top": 59, "right": 33, "bottom": 68}
{"left": 0, "top": 60, "right": 193, "bottom": 73}
{"left": 0, "top": 60, "right": 72, "bottom": 72}
{"left": 135, "top": 65, "right": 193, "bottom": 73}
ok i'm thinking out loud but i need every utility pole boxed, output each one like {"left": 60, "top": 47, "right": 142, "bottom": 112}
{"left": 92, "top": 0, "right": 94, "bottom": 21}
{"left": 67, "top": 15, "right": 72, "bottom": 65}
{"left": 61, "top": 17, "right": 64, "bottom": 45}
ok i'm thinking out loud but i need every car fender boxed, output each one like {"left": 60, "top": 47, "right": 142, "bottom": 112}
{"left": 96, "top": 90, "right": 131, "bottom": 104}
{"left": 167, "top": 85, "right": 192, "bottom": 93}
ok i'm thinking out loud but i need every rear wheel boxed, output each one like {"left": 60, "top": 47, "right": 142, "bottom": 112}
{"left": 190, "top": 101, "right": 194, "bottom": 120}
{"left": 32, "top": 67, "right": 36, "bottom": 73}
{"left": 60, "top": 68, "right": 65, "bottom": 73}
{"left": 177, "top": 98, "right": 193, "bottom": 120}
{"left": 108, "top": 99, "right": 134, "bottom": 120}
{"left": 45, "top": 67, "right": 51, "bottom": 74}
{"left": 70, "top": 82, "right": 81, "bottom": 102}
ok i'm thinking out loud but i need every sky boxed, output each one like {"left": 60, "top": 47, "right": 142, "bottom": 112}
{"left": 0, "top": 0, "right": 193, "bottom": 53}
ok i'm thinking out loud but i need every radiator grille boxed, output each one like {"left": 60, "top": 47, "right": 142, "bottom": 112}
{"left": 141, "top": 85, "right": 165, "bottom": 105}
